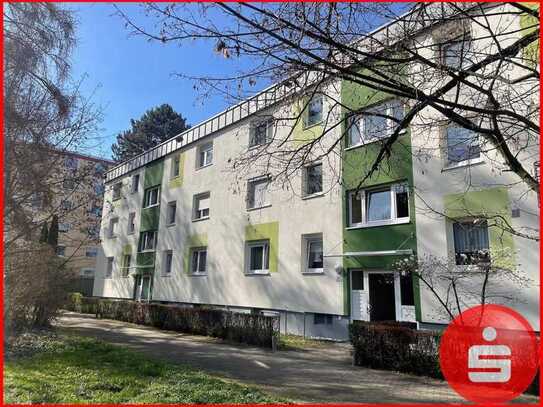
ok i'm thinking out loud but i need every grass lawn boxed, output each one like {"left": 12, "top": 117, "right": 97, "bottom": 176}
{"left": 278, "top": 334, "right": 333, "bottom": 351}
{"left": 4, "top": 332, "right": 288, "bottom": 404}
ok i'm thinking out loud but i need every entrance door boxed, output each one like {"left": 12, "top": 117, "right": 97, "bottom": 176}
{"left": 350, "top": 270, "right": 369, "bottom": 321}
{"left": 368, "top": 273, "right": 396, "bottom": 321}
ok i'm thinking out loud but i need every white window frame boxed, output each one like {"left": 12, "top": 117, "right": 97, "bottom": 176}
{"left": 444, "top": 124, "right": 482, "bottom": 169}
{"left": 109, "top": 217, "right": 119, "bottom": 238}
{"left": 105, "top": 257, "right": 114, "bottom": 278}
{"left": 171, "top": 155, "right": 181, "bottom": 179}
{"left": 127, "top": 212, "right": 136, "bottom": 234}
{"left": 143, "top": 186, "right": 160, "bottom": 208}
{"left": 451, "top": 219, "right": 491, "bottom": 267}
{"left": 303, "top": 163, "right": 323, "bottom": 197}
{"left": 197, "top": 142, "right": 213, "bottom": 169}
{"left": 190, "top": 247, "right": 208, "bottom": 275}
{"left": 112, "top": 182, "right": 122, "bottom": 200}
{"left": 192, "top": 192, "right": 210, "bottom": 221}
{"left": 167, "top": 201, "right": 177, "bottom": 225}
{"left": 163, "top": 250, "right": 173, "bottom": 275}
{"left": 304, "top": 235, "right": 324, "bottom": 274}
{"left": 131, "top": 174, "right": 140, "bottom": 193}
{"left": 305, "top": 95, "right": 323, "bottom": 128}
{"left": 249, "top": 118, "right": 274, "bottom": 148}
{"left": 121, "top": 254, "right": 131, "bottom": 277}
{"left": 245, "top": 240, "right": 270, "bottom": 275}
{"left": 346, "top": 100, "right": 404, "bottom": 149}
{"left": 348, "top": 183, "right": 410, "bottom": 228}
{"left": 246, "top": 176, "right": 271, "bottom": 210}
{"left": 56, "top": 245, "right": 66, "bottom": 257}
{"left": 138, "top": 231, "right": 157, "bottom": 252}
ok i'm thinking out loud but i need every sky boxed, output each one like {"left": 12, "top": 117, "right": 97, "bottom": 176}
{"left": 69, "top": 3, "right": 255, "bottom": 160}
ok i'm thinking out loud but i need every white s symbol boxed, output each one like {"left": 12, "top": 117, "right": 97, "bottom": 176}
{"left": 468, "top": 327, "right": 511, "bottom": 383}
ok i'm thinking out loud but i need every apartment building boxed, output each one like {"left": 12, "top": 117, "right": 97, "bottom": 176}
{"left": 94, "top": 3, "right": 539, "bottom": 338}
{"left": 32, "top": 150, "right": 114, "bottom": 295}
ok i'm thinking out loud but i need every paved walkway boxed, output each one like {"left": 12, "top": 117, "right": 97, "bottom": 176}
{"left": 57, "top": 312, "right": 537, "bottom": 404}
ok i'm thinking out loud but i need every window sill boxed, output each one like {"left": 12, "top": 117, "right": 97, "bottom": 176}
{"left": 189, "top": 273, "right": 208, "bottom": 277}
{"left": 303, "top": 120, "right": 323, "bottom": 131}
{"left": 302, "top": 270, "right": 324, "bottom": 275}
{"left": 196, "top": 163, "right": 213, "bottom": 171}
{"left": 143, "top": 204, "right": 159, "bottom": 209}
{"left": 138, "top": 249, "right": 155, "bottom": 254}
{"left": 247, "top": 204, "right": 272, "bottom": 212}
{"left": 248, "top": 141, "right": 271, "bottom": 151}
{"left": 245, "top": 271, "right": 271, "bottom": 276}
{"left": 161, "top": 274, "right": 172, "bottom": 278}
{"left": 442, "top": 158, "right": 484, "bottom": 172}
{"left": 346, "top": 218, "right": 410, "bottom": 230}
{"left": 166, "top": 223, "right": 176, "bottom": 227}
{"left": 344, "top": 130, "right": 407, "bottom": 152}
{"left": 192, "top": 216, "right": 210, "bottom": 223}
{"left": 302, "top": 192, "right": 324, "bottom": 201}
{"left": 127, "top": 231, "right": 135, "bottom": 235}
{"left": 108, "top": 235, "right": 117, "bottom": 239}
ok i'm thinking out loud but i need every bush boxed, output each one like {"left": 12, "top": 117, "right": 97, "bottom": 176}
{"left": 70, "top": 297, "right": 279, "bottom": 348}
{"left": 5, "top": 243, "right": 78, "bottom": 335}
{"left": 68, "top": 293, "right": 83, "bottom": 313}
{"left": 349, "top": 321, "right": 442, "bottom": 378}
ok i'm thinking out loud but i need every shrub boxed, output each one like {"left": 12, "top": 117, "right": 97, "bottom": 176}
{"left": 68, "top": 293, "right": 83, "bottom": 313}
{"left": 5, "top": 243, "right": 78, "bottom": 335}
{"left": 71, "top": 297, "right": 279, "bottom": 348}
{"left": 349, "top": 321, "right": 442, "bottom": 379}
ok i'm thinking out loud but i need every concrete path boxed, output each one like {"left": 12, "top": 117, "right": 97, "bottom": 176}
{"left": 56, "top": 312, "right": 537, "bottom": 404}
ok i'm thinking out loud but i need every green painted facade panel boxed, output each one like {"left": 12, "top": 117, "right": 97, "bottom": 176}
{"left": 245, "top": 222, "right": 279, "bottom": 273}
{"left": 140, "top": 206, "right": 160, "bottom": 232}
{"left": 144, "top": 160, "right": 164, "bottom": 189}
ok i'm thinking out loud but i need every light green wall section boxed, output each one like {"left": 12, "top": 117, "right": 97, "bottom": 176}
{"left": 291, "top": 97, "right": 324, "bottom": 147}
{"left": 122, "top": 244, "right": 132, "bottom": 255}
{"left": 183, "top": 234, "right": 208, "bottom": 274}
{"left": 520, "top": 3, "right": 539, "bottom": 68}
{"left": 340, "top": 68, "right": 420, "bottom": 319}
{"left": 168, "top": 153, "right": 185, "bottom": 189}
{"left": 444, "top": 187, "right": 515, "bottom": 269}
{"left": 245, "top": 222, "right": 279, "bottom": 273}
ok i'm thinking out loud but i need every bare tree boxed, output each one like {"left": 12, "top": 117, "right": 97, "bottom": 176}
{"left": 115, "top": 2, "right": 539, "bottom": 242}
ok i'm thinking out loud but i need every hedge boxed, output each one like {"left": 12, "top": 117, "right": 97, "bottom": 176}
{"left": 67, "top": 297, "right": 279, "bottom": 348}
{"left": 349, "top": 321, "right": 539, "bottom": 396}
{"left": 349, "top": 321, "right": 442, "bottom": 378}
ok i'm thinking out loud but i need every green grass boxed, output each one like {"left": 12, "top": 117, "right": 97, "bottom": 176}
{"left": 4, "top": 333, "right": 288, "bottom": 404}
{"left": 278, "top": 334, "right": 331, "bottom": 351}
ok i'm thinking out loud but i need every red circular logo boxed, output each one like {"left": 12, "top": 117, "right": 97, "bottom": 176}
{"left": 439, "top": 305, "right": 538, "bottom": 403}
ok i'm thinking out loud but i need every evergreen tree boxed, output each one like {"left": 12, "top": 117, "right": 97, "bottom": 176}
{"left": 39, "top": 222, "right": 49, "bottom": 243}
{"left": 111, "top": 104, "right": 190, "bottom": 162}
{"left": 47, "top": 215, "right": 59, "bottom": 248}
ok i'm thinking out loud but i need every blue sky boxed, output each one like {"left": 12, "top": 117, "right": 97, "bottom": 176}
{"left": 70, "top": 3, "right": 255, "bottom": 159}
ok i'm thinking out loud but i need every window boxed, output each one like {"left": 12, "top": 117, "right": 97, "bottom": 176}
{"left": 61, "top": 200, "right": 72, "bottom": 211}
{"left": 446, "top": 124, "right": 480, "bottom": 166}
{"left": 400, "top": 273, "right": 415, "bottom": 306}
{"left": 246, "top": 240, "right": 270, "bottom": 274}
{"left": 453, "top": 220, "right": 490, "bottom": 265}
{"left": 314, "top": 313, "right": 333, "bottom": 325}
{"left": 63, "top": 179, "right": 75, "bottom": 190}
{"left": 138, "top": 231, "right": 157, "bottom": 252}
{"left": 347, "top": 100, "right": 403, "bottom": 148}
{"left": 250, "top": 119, "right": 273, "bottom": 148}
{"left": 442, "top": 36, "right": 472, "bottom": 69}
{"left": 56, "top": 245, "right": 66, "bottom": 257}
{"left": 109, "top": 218, "right": 119, "bottom": 238}
{"left": 65, "top": 156, "right": 78, "bottom": 170}
{"left": 86, "top": 248, "right": 98, "bottom": 257}
{"left": 247, "top": 177, "right": 270, "bottom": 209}
{"left": 167, "top": 201, "right": 177, "bottom": 225}
{"left": 171, "top": 155, "right": 181, "bottom": 178}
{"left": 112, "top": 182, "right": 122, "bottom": 200}
{"left": 95, "top": 183, "right": 105, "bottom": 196}
{"left": 128, "top": 212, "right": 136, "bottom": 234}
{"left": 106, "top": 257, "right": 114, "bottom": 278}
{"left": 190, "top": 248, "right": 207, "bottom": 275}
{"left": 306, "top": 95, "right": 323, "bottom": 127}
{"left": 131, "top": 174, "right": 140, "bottom": 193}
{"left": 305, "top": 235, "right": 324, "bottom": 273}
{"left": 303, "top": 163, "right": 323, "bottom": 196}
{"left": 197, "top": 142, "right": 213, "bottom": 168}
{"left": 95, "top": 163, "right": 106, "bottom": 176}
{"left": 144, "top": 186, "right": 159, "bottom": 208}
{"left": 193, "top": 192, "right": 210, "bottom": 220}
{"left": 122, "top": 254, "right": 131, "bottom": 277}
{"left": 59, "top": 223, "right": 70, "bottom": 233}
{"left": 348, "top": 183, "right": 409, "bottom": 227}
{"left": 163, "top": 250, "right": 173, "bottom": 275}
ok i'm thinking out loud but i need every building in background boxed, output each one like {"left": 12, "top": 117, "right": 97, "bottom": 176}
{"left": 93, "top": 4, "right": 539, "bottom": 339}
